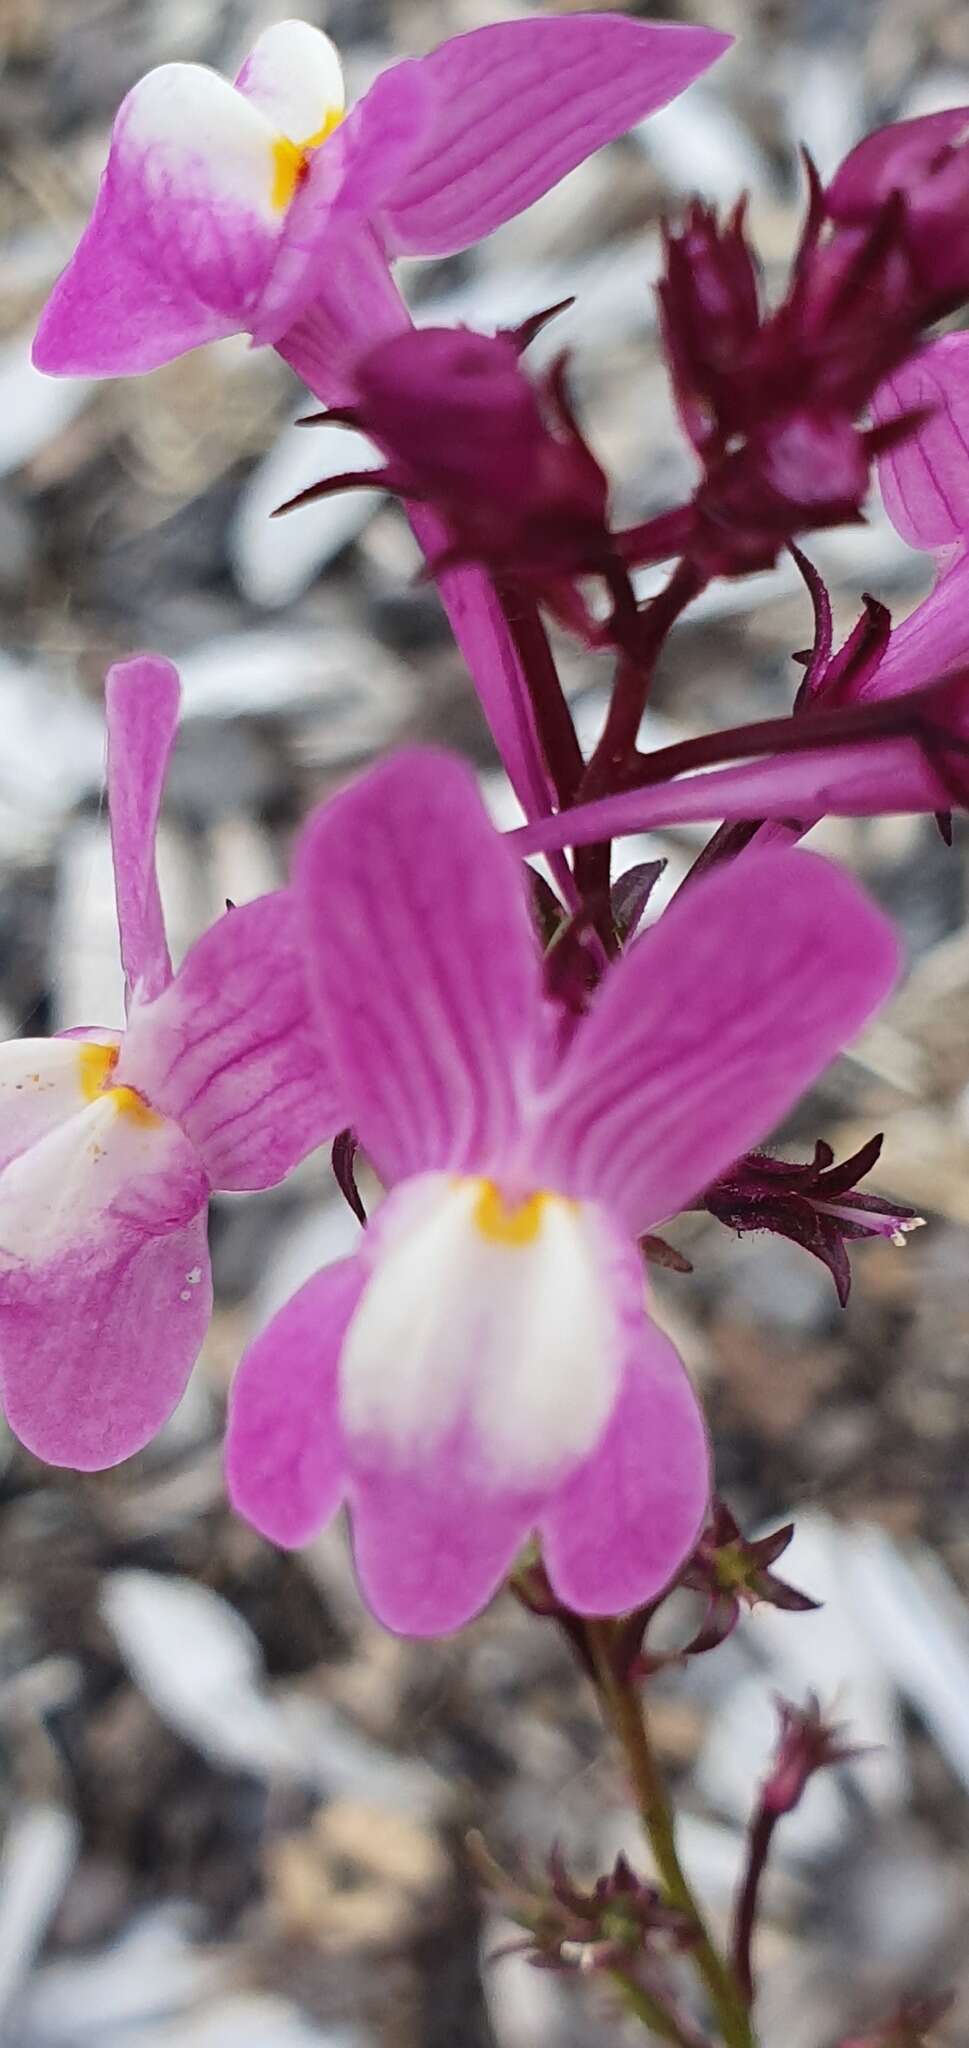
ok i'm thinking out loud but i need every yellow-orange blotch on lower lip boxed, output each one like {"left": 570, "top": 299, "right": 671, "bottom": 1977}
{"left": 78, "top": 1041, "right": 159, "bottom": 1127}
{"left": 271, "top": 107, "right": 344, "bottom": 211}
{"left": 472, "top": 1179, "right": 552, "bottom": 1247}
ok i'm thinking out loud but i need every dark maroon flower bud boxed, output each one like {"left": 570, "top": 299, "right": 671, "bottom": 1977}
{"left": 702, "top": 1134, "right": 924, "bottom": 1305}
{"left": 279, "top": 325, "right": 628, "bottom": 639}
{"left": 839, "top": 1991, "right": 955, "bottom": 2048}
{"left": 828, "top": 110, "right": 969, "bottom": 300}
{"left": 764, "top": 1694, "right": 865, "bottom": 1817}
{"left": 626, "top": 140, "right": 969, "bottom": 580}
{"left": 658, "top": 199, "right": 761, "bottom": 453}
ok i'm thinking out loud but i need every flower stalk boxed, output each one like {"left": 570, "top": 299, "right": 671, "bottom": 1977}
{"left": 585, "top": 1621, "right": 757, "bottom": 2048}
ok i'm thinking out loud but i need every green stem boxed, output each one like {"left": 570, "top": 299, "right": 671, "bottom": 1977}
{"left": 586, "top": 1623, "right": 756, "bottom": 2048}
{"left": 611, "top": 1969, "right": 708, "bottom": 2047}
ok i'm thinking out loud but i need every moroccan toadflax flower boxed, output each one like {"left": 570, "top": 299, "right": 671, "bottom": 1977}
{"left": 0, "top": 659, "right": 339, "bottom": 1470}
{"left": 30, "top": 14, "right": 730, "bottom": 839}
{"left": 31, "top": 15, "right": 729, "bottom": 382}
{"left": 227, "top": 749, "right": 899, "bottom": 1636}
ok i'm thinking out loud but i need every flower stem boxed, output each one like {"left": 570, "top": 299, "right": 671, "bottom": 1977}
{"left": 612, "top": 1969, "right": 714, "bottom": 2048}
{"left": 731, "top": 1807, "right": 776, "bottom": 2006}
{"left": 495, "top": 585, "right": 585, "bottom": 810}
{"left": 585, "top": 1622, "right": 756, "bottom": 2048}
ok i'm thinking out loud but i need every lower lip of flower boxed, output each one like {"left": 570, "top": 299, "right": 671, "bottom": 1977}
{"left": 339, "top": 1171, "right": 622, "bottom": 1481}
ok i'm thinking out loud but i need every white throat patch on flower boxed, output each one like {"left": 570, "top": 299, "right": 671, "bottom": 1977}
{"left": 340, "top": 1172, "right": 624, "bottom": 1483}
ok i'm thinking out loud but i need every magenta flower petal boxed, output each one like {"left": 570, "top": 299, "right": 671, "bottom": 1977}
{"left": 33, "top": 63, "right": 289, "bottom": 377}
{"left": 105, "top": 655, "right": 179, "bottom": 1006}
{"left": 540, "top": 1313, "right": 709, "bottom": 1615}
{"left": 531, "top": 849, "right": 900, "bottom": 1236}
{"left": 119, "top": 893, "right": 342, "bottom": 1192}
{"left": 249, "top": 66, "right": 433, "bottom": 347}
{"left": 873, "top": 334, "right": 969, "bottom": 549}
{"left": 379, "top": 14, "right": 732, "bottom": 258}
{"left": 348, "top": 1448, "right": 536, "bottom": 1638}
{"left": 226, "top": 1256, "right": 363, "bottom": 1547}
{"left": 233, "top": 19, "right": 344, "bottom": 135}
{"left": 408, "top": 503, "right": 559, "bottom": 828}
{"left": 0, "top": 1211, "right": 211, "bottom": 1469}
{"left": 872, "top": 546, "right": 969, "bottom": 700}
{"left": 511, "top": 721, "right": 959, "bottom": 846}
{"left": 296, "top": 749, "right": 545, "bottom": 1187}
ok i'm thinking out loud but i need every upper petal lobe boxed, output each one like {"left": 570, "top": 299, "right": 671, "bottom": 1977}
{"left": 874, "top": 334, "right": 969, "bottom": 550}
{"left": 379, "top": 14, "right": 732, "bottom": 257}
{"left": 105, "top": 655, "right": 179, "bottom": 1006}
{"left": 118, "top": 891, "right": 342, "bottom": 1192}
{"left": 530, "top": 848, "right": 900, "bottom": 1237}
{"left": 296, "top": 749, "right": 545, "bottom": 1188}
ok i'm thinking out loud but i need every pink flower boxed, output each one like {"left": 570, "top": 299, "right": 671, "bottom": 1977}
{"left": 281, "top": 324, "right": 627, "bottom": 648}
{"left": 227, "top": 748, "right": 898, "bottom": 1636}
{"left": 31, "top": 16, "right": 729, "bottom": 845}
{"left": 0, "top": 657, "right": 339, "bottom": 1470}
{"left": 32, "top": 15, "right": 729, "bottom": 381}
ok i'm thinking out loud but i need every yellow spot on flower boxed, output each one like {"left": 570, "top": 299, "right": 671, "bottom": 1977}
{"left": 270, "top": 107, "right": 344, "bottom": 211}
{"left": 77, "top": 1040, "right": 159, "bottom": 1127}
{"left": 473, "top": 1179, "right": 550, "bottom": 1247}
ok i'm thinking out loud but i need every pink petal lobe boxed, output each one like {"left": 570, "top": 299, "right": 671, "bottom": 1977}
{"left": 874, "top": 335, "right": 969, "bottom": 549}
{"left": 872, "top": 546, "right": 969, "bottom": 699}
{"left": 119, "top": 892, "right": 341, "bottom": 1192}
{"left": 233, "top": 21, "right": 344, "bottom": 138}
{"left": 379, "top": 15, "right": 732, "bottom": 257}
{"left": 296, "top": 749, "right": 544, "bottom": 1188}
{"left": 531, "top": 849, "right": 900, "bottom": 1237}
{"left": 226, "top": 1256, "right": 363, "bottom": 1546}
{"left": 0, "top": 1211, "right": 211, "bottom": 1469}
{"left": 348, "top": 1443, "right": 537, "bottom": 1637}
{"left": 541, "top": 1312, "right": 709, "bottom": 1615}
{"left": 33, "top": 63, "right": 283, "bottom": 377}
{"left": 105, "top": 656, "right": 179, "bottom": 1006}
